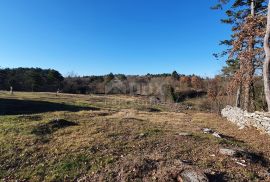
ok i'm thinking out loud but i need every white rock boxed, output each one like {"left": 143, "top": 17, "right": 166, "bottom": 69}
{"left": 203, "top": 128, "right": 213, "bottom": 134}
{"left": 219, "top": 148, "right": 237, "bottom": 156}
{"left": 178, "top": 132, "right": 192, "bottom": 136}
{"left": 238, "top": 126, "right": 245, "bottom": 130}
{"left": 212, "top": 132, "right": 222, "bottom": 138}
{"left": 178, "top": 169, "right": 209, "bottom": 182}
{"left": 236, "top": 161, "right": 247, "bottom": 167}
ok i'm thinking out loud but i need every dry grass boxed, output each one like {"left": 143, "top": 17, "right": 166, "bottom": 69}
{"left": 0, "top": 91, "right": 270, "bottom": 181}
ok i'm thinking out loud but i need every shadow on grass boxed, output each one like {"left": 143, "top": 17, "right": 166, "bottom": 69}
{"left": 0, "top": 98, "right": 99, "bottom": 115}
{"left": 147, "top": 108, "right": 161, "bottom": 112}
{"left": 218, "top": 134, "right": 269, "bottom": 167}
{"left": 218, "top": 134, "right": 246, "bottom": 147}
{"left": 137, "top": 107, "right": 161, "bottom": 113}
{"left": 206, "top": 172, "right": 227, "bottom": 182}
{"left": 32, "top": 119, "right": 78, "bottom": 136}
{"left": 236, "top": 151, "right": 269, "bottom": 167}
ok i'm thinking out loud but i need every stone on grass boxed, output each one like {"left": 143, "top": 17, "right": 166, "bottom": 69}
{"left": 202, "top": 128, "right": 223, "bottom": 138}
{"left": 139, "top": 133, "right": 145, "bottom": 137}
{"left": 219, "top": 148, "right": 237, "bottom": 156}
{"left": 178, "top": 132, "right": 192, "bottom": 136}
{"left": 202, "top": 128, "right": 213, "bottom": 134}
{"left": 236, "top": 161, "right": 247, "bottom": 167}
{"left": 212, "top": 132, "right": 222, "bottom": 138}
{"left": 178, "top": 169, "right": 209, "bottom": 182}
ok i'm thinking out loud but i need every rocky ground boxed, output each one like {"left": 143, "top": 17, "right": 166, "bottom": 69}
{"left": 0, "top": 91, "right": 270, "bottom": 181}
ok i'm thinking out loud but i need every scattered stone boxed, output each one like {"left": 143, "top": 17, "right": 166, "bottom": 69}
{"left": 219, "top": 148, "right": 237, "bottom": 156}
{"left": 236, "top": 161, "right": 247, "bottom": 167}
{"left": 202, "top": 128, "right": 223, "bottom": 138}
{"left": 178, "top": 132, "right": 192, "bottom": 136}
{"left": 138, "top": 133, "right": 146, "bottom": 138}
{"left": 232, "top": 158, "right": 247, "bottom": 167}
{"left": 178, "top": 169, "right": 209, "bottom": 182}
{"left": 203, "top": 128, "right": 213, "bottom": 134}
{"left": 240, "top": 159, "right": 246, "bottom": 163}
{"left": 239, "top": 125, "right": 245, "bottom": 130}
{"left": 212, "top": 132, "right": 222, "bottom": 138}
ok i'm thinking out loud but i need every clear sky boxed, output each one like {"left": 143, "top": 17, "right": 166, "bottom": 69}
{"left": 0, "top": 0, "right": 230, "bottom": 77}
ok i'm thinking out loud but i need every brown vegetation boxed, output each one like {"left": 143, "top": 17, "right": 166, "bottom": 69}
{"left": 0, "top": 92, "right": 270, "bottom": 181}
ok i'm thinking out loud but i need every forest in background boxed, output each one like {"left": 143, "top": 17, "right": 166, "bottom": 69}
{"left": 1, "top": 66, "right": 264, "bottom": 113}
{"left": 0, "top": 68, "right": 207, "bottom": 102}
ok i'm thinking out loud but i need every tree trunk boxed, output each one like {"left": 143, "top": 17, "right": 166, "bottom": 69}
{"left": 243, "top": 57, "right": 255, "bottom": 111}
{"left": 243, "top": 80, "right": 251, "bottom": 111}
{"left": 251, "top": 0, "right": 255, "bottom": 16}
{"left": 250, "top": 81, "right": 256, "bottom": 111}
{"left": 264, "top": 1, "right": 270, "bottom": 112}
{"left": 236, "top": 85, "right": 242, "bottom": 107}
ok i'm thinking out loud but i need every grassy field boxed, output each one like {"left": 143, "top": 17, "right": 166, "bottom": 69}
{"left": 0, "top": 91, "right": 270, "bottom": 181}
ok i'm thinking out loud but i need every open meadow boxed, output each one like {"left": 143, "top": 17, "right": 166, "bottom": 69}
{"left": 0, "top": 91, "right": 270, "bottom": 181}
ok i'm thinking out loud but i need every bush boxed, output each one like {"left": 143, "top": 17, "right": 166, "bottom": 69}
{"left": 174, "top": 89, "right": 207, "bottom": 102}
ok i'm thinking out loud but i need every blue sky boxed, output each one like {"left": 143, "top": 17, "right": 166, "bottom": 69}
{"left": 0, "top": 0, "right": 230, "bottom": 77}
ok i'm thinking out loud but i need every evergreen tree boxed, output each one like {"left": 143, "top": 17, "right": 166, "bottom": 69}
{"left": 171, "top": 71, "right": 180, "bottom": 80}
{"left": 221, "top": 59, "right": 240, "bottom": 77}
{"left": 105, "top": 73, "right": 115, "bottom": 83}
{"left": 213, "top": 0, "right": 267, "bottom": 111}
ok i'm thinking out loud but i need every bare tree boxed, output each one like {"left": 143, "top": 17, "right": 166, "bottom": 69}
{"left": 264, "top": 0, "right": 270, "bottom": 112}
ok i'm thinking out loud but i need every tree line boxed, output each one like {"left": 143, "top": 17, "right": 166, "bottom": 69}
{"left": 0, "top": 68, "right": 64, "bottom": 92}
{"left": 0, "top": 67, "right": 208, "bottom": 102}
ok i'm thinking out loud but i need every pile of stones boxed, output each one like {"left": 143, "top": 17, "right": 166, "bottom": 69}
{"left": 221, "top": 105, "right": 270, "bottom": 134}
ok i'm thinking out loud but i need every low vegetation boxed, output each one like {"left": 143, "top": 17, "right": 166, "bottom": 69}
{"left": 0, "top": 91, "right": 270, "bottom": 181}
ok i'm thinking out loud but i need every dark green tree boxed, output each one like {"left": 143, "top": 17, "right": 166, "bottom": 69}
{"left": 0, "top": 68, "right": 64, "bottom": 92}
{"left": 105, "top": 73, "right": 115, "bottom": 83}
{"left": 221, "top": 59, "right": 240, "bottom": 77}
{"left": 171, "top": 71, "right": 180, "bottom": 80}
